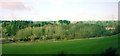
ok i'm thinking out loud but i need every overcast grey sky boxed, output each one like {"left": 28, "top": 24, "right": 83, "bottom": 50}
{"left": 0, "top": 0, "right": 119, "bottom": 21}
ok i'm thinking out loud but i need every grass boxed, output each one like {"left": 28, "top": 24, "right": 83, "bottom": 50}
{"left": 2, "top": 34, "right": 119, "bottom": 54}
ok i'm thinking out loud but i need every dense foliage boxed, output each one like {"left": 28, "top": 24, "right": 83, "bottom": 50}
{"left": 0, "top": 20, "right": 120, "bottom": 42}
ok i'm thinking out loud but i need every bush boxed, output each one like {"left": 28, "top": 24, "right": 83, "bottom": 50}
{"left": 101, "top": 47, "right": 118, "bottom": 56}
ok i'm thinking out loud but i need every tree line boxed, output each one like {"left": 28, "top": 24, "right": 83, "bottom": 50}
{"left": 0, "top": 20, "right": 120, "bottom": 43}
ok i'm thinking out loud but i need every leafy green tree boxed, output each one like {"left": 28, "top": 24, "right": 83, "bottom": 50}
{"left": 58, "top": 20, "right": 70, "bottom": 25}
{"left": 0, "top": 27, "right": 7, "bottom": 38}
{"left": 68, "top": 23, "right": 106, "bottom": 39}
{"left": 53, "top": 25, "right": 65, "bottom": 40}
{"left": 113, "top": 21, "right": 120, "bottom": 34}
{"left": 31, "top": 27, "right": 44, "bottom": 40}
{"left": 5, "top": 24, "right": 17, "bottom": 36}
{"left": 16, "top": 27, "right": 32, "bottom": 39}
{"left": 2, "top": 21, "right": 32, "bottom": 36}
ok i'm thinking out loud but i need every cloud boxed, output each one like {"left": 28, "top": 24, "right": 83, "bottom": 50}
{"left": 0, "top": 0, "right": 31, "bottom": 10}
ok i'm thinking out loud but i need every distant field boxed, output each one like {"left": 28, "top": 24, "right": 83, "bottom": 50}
{"left": 2, "top": 34, "right": 118, "bottom": 54}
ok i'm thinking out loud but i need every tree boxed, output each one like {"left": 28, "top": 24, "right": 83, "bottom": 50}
{"left": 16, "top": 27, "right": 32, "bottom": 40}
{"left": 2, "top": 21, "right": 32, "bottom": 36}
{"left": 5, "top": 24, "right": 17, "bottom": 36}
{"left": 68, "top": 23, "right": 106, "bottom": 39}
{"left": 32, "top": 27, "right": 44, "bottom": 40}
{"left": 53, "top": 25, "right": 65, "bottom": 40}
{"left": 0, "top": 27, "right": 7, "bottom": 38}
{"left": 58, "top": 20, "right": 70, "bottom": 25}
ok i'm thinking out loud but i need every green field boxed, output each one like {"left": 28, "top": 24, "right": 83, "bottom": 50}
{"left": 2, "top": 34, "right": 118, "bottom": 54}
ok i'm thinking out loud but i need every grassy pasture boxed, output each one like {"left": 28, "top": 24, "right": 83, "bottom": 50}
{"left": 2, "top": 34, "right": 118, "bottom": 54}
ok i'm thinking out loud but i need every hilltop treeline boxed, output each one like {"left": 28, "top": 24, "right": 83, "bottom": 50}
{"left": 0, "top": 20, "right": 120, "bottom": 43}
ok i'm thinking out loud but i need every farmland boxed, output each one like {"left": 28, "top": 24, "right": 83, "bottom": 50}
{"left": 2, "top": 34, "right": 118, "bottom": 54}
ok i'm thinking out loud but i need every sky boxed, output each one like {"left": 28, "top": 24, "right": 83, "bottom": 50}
{"left": 0, "top": 0, "right": 119, "bottom": 21}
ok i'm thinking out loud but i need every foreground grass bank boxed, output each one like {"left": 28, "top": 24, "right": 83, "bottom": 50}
{"left": 2, "top": 34, "right": 118, "bottom": 54}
